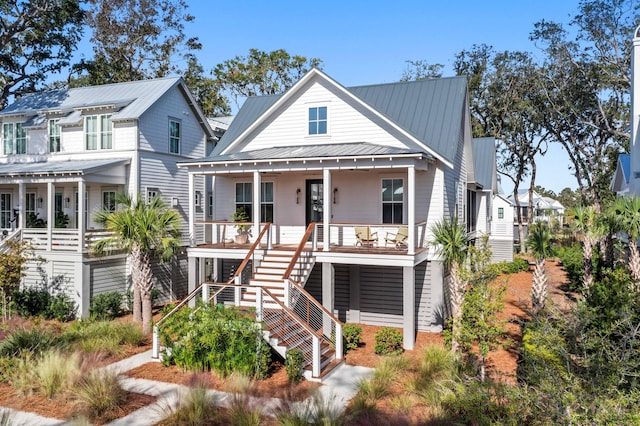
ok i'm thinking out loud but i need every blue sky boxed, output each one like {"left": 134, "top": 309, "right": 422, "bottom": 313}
{"left": 83, "top": 0, "right": 584, "bottom": 194}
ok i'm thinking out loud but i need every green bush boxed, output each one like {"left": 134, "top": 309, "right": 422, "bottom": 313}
{"left": 285, "top": 349, "right": 305, "bottom": 384}
{"left": 63, "top": 320, "right": 146, "bottom": 356}
{"left": 160, "top": 303, "right": 271, "bottom": 378}
{"left": 343, "top": 323, "right": 363, "bottom": 352}
{"left": 48, "top": 293, "right": 77, "bottom": 322}
{"left": 89, "top": 292, "right": 123, "bottom": 320}
{"left": 488, "top": 257, "right": 530, "bottom": 275}
{"left": 374, "top": 327, "right": 403, "bottom": 356}
{"left": 11, "top": 288, "right": 76, "bottom": 322}
{"left": 0, "top": 327, "right": 63, "bottom": 357}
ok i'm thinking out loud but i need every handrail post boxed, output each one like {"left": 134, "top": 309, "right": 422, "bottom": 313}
{"left": 312, "top": 336, "right": 321, "bottom": 378}
{"left": 267, "top": 223, "right": 273, "bottom": 249}
{"left": 312, "top": 224, "right": 318, "bottom": 251}
{"left": 283, "top": 279, "right": 290, "bottom": 308}
{"left": 202, "top": 283, "right": 209, "bottom": 306}
{"left": 255, "top": 288, "right": 263, "bottom": 321}
{"left": 152, "top": 325, "right": 160, "bottom": 359}
{"left": 335, "top": 322, "right": 343, "bottom": 359}
{"left": 234, "top": 276, "right": 241, "bottom": 306}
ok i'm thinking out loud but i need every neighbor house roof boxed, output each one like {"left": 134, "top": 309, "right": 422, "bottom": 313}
{"left": 611, "top": 153, "right": 631, "bottom": 194}
{"left": 472, "top": 137, "right": 496, "bottom": 190}
{"left": 210, "top": 70, "right": 467, "bottom": 165}
{"left": 0, "top": 78, "right": 215, "bottom": 137}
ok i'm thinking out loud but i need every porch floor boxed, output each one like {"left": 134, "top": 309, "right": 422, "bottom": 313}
{"left": 194, "top": 242, "right": 426, "bottom": 256}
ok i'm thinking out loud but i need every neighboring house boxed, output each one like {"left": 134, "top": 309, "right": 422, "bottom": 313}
{"left": 469, "top": 137, "right": 513, "bottom": 262}
{"left": 0, "top": 77, "right": 215, "bottom": 316}
{"left": 611, "top": 153, "right": 630, "bottom": 196}
{"left": 178, "top": 67, "right": 473, "bottom": 374}
{"left": 509, "top": 189, "right": 565, "bottom": 227}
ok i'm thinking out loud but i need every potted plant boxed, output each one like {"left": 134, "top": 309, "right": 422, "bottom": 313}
{"left": 231, "top": 208, "right": 251, "bottom": 244}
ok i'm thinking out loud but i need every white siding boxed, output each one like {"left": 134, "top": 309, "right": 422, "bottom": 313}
{"left": 415, "top": 261, "right": 434, "bottom": 331}
{"left": 90, "top": 258, "right": 128, "bottom": 299}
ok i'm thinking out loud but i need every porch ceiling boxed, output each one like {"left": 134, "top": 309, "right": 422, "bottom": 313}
{"left": 0, "top": 158, "right": 130, "bottom": 183}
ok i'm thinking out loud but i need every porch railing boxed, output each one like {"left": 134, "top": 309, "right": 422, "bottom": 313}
{"left": 21, "top": 229, "right": 115, "bottom": 252}
{"left": 327, "top": 221, "right": 428, "bottom": 251}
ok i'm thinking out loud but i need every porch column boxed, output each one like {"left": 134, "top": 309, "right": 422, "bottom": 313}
{"left": 322, "top": 262, "right": 334, "bottom": 336}
{"left": 188, "top": 256, "right": 197, "bottom": 308}
{"left": 77, "top": 179, "right": 85, "bottom": 253}
{"left": 253, "top": 171, "right": 261, "bottom": 236}
{"left": 188, "top": 173, "right": 195, "bottom": 246}
{"left": 18, "top": 182, "right": 25, "bottom": 229}
{"left": 323, "top": 169, "right": 331, "bottom": 251}
{"left": 47, "top": 181, "right": 54, "bottom": 251}
{"left": 407, "top": 165, "right": 416, "bottom": 255}
{"left": 403, "top": 265, "right": 416, "bottom": 350}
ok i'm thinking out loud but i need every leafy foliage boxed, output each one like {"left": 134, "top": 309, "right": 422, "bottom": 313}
{"left": 0, "top": 240, "right": 35, "bottom": 322}
{"left": 487, "top": 257, "right": 529, "bottom": 275}
{"left": 159, "top": 303, "right": 271, "bottom": 378}
{"left": 342, "top": 323, "right": 363, "bottom": 352}
{"left": 0, "top": 327, "right": 62, "bottom": 357}
{"left": 373, "top": 327, "right": 403, "bottom": 356}
{"left": 89, "top": 292, "right": 123, "bottom": 320}
{"left": 12, "top": 288, "right": 77, "bottom": 322}
{"left": 285, "top": 349, "right": 304, "bottom": 384}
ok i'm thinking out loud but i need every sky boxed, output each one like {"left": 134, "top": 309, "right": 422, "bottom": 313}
{"left": 77, "top": 0, "right": 584, "bottom": 195}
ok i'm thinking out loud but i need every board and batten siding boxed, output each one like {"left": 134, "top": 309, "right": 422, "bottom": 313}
{"left": 235, "top": 77, "right": 421, "bottom": 154}
{"left": 90, "top": 258, "right": 127, "bottom": 299}
{"left": 359, "top": 266, "right": 403, "bottom": 328}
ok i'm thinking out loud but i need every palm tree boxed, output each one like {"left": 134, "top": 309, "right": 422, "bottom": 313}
{"left": 93, "top": 194, "right": 181, "bottom": 333}
{"left": 570, "top": 205, "right": 600, "bottom": 297}
{"left": 430, "top": 216, "right": 469, "bottom": 352}
{"left": 526, "top": 222, "right": 552, "bottom": 314}
{"left": 613, "top": 196, "right": 640, "bottom": 290}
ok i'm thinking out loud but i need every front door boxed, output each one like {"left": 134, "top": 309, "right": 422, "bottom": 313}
{"left": 305, "top": 179, "right": 323, "bottom": 226}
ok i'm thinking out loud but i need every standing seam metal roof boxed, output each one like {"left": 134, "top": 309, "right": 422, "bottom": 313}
{"left": 472, "top": 137, "right": 496, "bottom": 189}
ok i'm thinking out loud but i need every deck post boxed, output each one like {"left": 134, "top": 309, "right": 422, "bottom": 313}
{"left": 312, "top": 335, "right": 321, "bottom": 377}
{"left": 255, "top": 288, "right": 263, "bottom": 321}
{"left": 201, "top": 282, "right": 209, "bottom": 305}
{"left": 283, "top": 279, "right": 290, "bottom": 308}
{"left": 17, "top": 182, "right": 25, "bottom": 230}
{"left": 188, "top": 173, "right": 195, "bottom": 246}
{"left": 407, "top": 165, "right": 416, "bottom": 255}
{"left": 253, "top": 171, "right": 261, "bottom": 238}
{"left": 335, "top": 322, "right": 343, "bottom": 359}
{"left": 77, "top": 179, "right": 85, "bottom": 253}
{"left": 47, "top": 181, "right": 54, "bottom": 251}
{"left": 188, "top": 257, "right": 197, "bottom": 308}
{"left": 403, "top": 265, "right": 416, "bottom": 350}
{"left": 234, "top": 276, "right": 241, "bottom": 306}
{"left": 323, "top": 169, "right": 331, "bottom": 251}
{"left": 152, "top": 325, "right": 160, "bottom": 359}
{"left": 322, "top": 262, "right": 334, "bottom": 337}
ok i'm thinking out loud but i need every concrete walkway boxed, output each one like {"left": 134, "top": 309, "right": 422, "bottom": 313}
{"left": 0, "top": 350, "right": 373, "bottom": 425}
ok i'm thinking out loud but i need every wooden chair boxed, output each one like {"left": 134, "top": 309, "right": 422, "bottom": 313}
{"left": 355, "top": 226, "right": 378, "bottom": 247}
{"left": 384, "top": 226, "right": 408, "bottom": 249}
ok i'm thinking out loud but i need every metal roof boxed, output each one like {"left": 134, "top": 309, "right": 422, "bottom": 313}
{"left": 211, "top": 75, "right": 468, "bottom": 163}
{"left": 183, "top": 142, "right": 428, "bottom": 165}
{"left": 0, "top": 158, "right": 130, "bottom": 177}
{"left": 619, "top": 153, "right": 631, "bottom": 184}
{"left": 0, "top": 77, "right": 182, "bottom": 122}
{"left": 472, "top": 137, "right": 496, "bottom": 189}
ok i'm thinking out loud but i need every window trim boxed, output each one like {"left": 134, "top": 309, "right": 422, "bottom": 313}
{"left": 381, "top": 178, "right": 404, "bottom": 224}
{"left": 2, "top": 122, "right": 26, "bottom": 155}
{"left": 102, "top": 190, "right": 116, "bottom": 213}
{"left": 308, "top": 105, "right": 328, "bottom": 136}
{"left": 169, "top": 118, "right": 181, "bottom": 154}
{"left": 234, "top": 182, "right": 274, "bottom": 223}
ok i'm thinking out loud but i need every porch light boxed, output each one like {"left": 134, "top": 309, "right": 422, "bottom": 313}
{"left": 64, "top": 197, "right": 70, "bottom": 208}
{"left": 333, "top": 187, "right": 338, "bottom": 204}
{"left": 37, "top": 197, "right": 43, "bottom": 207}
{"left": 172, "top": 197, "right": 179, "bottom": 207}
{"left": 296, "top": 188, "right": 301, "bottom": 204}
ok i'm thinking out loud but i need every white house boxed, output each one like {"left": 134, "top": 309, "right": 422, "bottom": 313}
{"left": 509, "top": 189, "right": 565, "bottom": 227}
{"left": 0, "top": 77, "right": 215, "bottom": 316}
{"left": 176, "top": 68, "right": 473, "bottom": 377}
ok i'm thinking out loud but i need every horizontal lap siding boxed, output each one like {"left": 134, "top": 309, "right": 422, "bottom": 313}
{"left": 90, "top": 259, "right": 127, "bottom": 300}
{"left": 359, "top": 266, "right": 403, "bottom": 327}
{"left": 305, "top": 265, "right": 322, "bottom": 303}
{"left": 489, "top": 239, "right": 514, "bottom": 263}
{"left": 150, "top": 253, "right": 188, "bottom": 305}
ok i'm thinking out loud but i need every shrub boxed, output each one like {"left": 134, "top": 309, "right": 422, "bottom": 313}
{"left": 73, "top": 369, "right": 125, "bottom": 421}
{"left": 410, "top": 345, "right": 460, "bottom": 404}
{"left": 89, "top": 292, "right": 123, "bottom": 320}
{"left": 0, "top": 327, "right": 62, "bottom": 357}
{"left": 342, "top": 323, "right": 363, "bottom": 352}
{"left": 63, "top": 320, "right": 145, "bottom": 356}
{"left": 33, "top": 350, "right": 79, "bottom": 398}
{"left": 167, "top": 383, "right": 218, "bottom": 426}
{"left": 487, "top": 257, "right": 530, "bottom": 275}
{"left": 12, "top": 288, "right": 51, "bottom": 318}
{"left": 48, "top": 293, "right": 77, "bottom": 322}
{"left": 374, "top": 327, "right": 403, "bottom": 356}
{"left": 285, "top": 349, "right": 305, "bottom": 384}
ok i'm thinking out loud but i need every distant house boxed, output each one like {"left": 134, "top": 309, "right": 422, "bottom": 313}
{"left": 0, "top": 77, "right": 215, "bottom": 316}
{"left": 177, "top": 68, "right": 482, "bottom": 377}
{"left": 611, "top": 153, "right": 630, "bottom": 196}
{"left": 509, "top": 189, "right": 565, "bottom": 227}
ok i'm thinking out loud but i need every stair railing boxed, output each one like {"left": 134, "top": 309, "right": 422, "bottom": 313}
{"left": 0, "top": 229, "right": 22, "bottom": 254}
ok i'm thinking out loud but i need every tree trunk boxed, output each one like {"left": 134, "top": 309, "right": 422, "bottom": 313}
{"left": 628, "top": 240, "right": 640, "bottom": 291}
{"left": 603, "top": 233, "right": 614, "bottom": 269}
{"left": 582, "top": 236, "right": 594, "bottom": 297}
{"left": 531, "top": 258, "right": 548, "bottom": 314}
{"left": 528, "top": 161, "right": 537, "bottom": 226}
{"left": 513, "top": 187, "right": 526, "bottom": 253}
{"left": 449, "top": 263, "right": 465, "bottom": 353}
{"left": 480, "top": 354, "right": 486, "bottom": 383}
{"left": 138, "top": 250, "right": 154, "bottom": 334}
{"left": 131, "top": 246, "right": 143, "bottom": 323}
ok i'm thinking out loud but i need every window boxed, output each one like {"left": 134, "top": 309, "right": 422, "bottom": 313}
{"left": 260, "top": 182, "right": 274, "bottom": 223}
{"left": 2, "top": 122, "right": 25, "bottom": 155}
{"left": 498, "top": 207, "right": 504, "bottom": 219}
{"left": 308, "top": 106, "right": 327, "bottom": 135}
{"left": 235, "top": 182, "right": 252, "bottom": 220}
{"left": 235, "top": 182, "right": 274, "bottom": 222}
{"left": 146, "top": 187, "right": 159, "bottom": 203}
{"left": 25, "top": 193, "right": 36, "bottom": 217}
{"left": 49, "top": 119, "right": 61, "bottom": 152}
{"left": 169, "top": 119, "right": 181, "bottom": 154}
{"left": 208, "top": 192, "right": 214, "bottom": 217}
{"left": 85, "top": 114, "right": 112, "bottom": 150}
{"left": 103, "top": 191, "right": 116, "bottom": 212}
{"left": 382, "top": 178, "right": 403, "bottom": 224}
{"left": 0, "top": 193, "right": 12, "bottom": 229}
{"left": 466, "top": 190, "right": 477, "bottom": 233}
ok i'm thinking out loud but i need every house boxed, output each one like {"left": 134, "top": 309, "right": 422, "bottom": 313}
{"left": 509, "top": 189, "right": 565, "bottom": 227}
{"left": 469, "top": 137, "right": 513, "bottom": 262}
{"left": 176, "top": 68, "right": 474, "bottom": 376}
{"left": 611, "top": 153, "right": 630, "bottom": 196}
{"left": 0, "top": 77, "right": 215, "bottom": 316}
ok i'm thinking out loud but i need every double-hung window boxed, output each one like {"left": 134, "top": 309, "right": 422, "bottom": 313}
{"left": 85, "top": 114, "right": 112, "bottom": 150}
{"left": 498, "top": 207, "right": 504, "bottom": 219}
{"left": 25, "top": 193, "right": 36, "bottom": 218}
{"left": 2, "top": 123, "right": 26, "bottom": 155}
{"left": 169, "top": 119, "right": 181, "bottom": 154}
{"left": 235, "top": 182, "right": 274, "bottom": 222}
{"left": 382, "top": 178, "right": 403, "bottom": 224}
{"left": 49, "top": 119, "right": 61, "bottom": 152}
{"left": 308, "top": 106, "right": 327, "bottom": 135}
{"left": 0, "top": 193, "right": 11, "bottom": 229}
{"left": 103, "top": 191, "right": 116, "bottom": 213}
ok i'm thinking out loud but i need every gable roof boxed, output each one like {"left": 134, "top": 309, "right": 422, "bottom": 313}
{"left": 211, "top": 69, "right": 467, "bottom": 166}
{"left": 610, "top": 153, "right": 630, "bottom": 193}
{"left": 472, "top": 137, "right": 496, "bottom": 190}
{"left": 0, "top": 78, "right": 214, "bottom": 137}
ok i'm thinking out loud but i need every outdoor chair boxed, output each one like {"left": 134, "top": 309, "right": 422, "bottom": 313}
{"left": 384, "top": 226, "right": 408, "bottom": 249}
{"left": 355, "top": 226, "right": 378, "bottom": 247}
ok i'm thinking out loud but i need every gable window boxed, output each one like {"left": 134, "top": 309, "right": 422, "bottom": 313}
{"left": 169, "top": 119, "right": 181, "bottom": 154}
{"left": 498, "top": 207, "right": 504, "bottom": 219}
{"left": 382, "top": 178, "right": 403, "bottom": 224}
{"left": 103, "top": 191, "right": 116, "bottom": 212}
{"left": 308, "top": 106, "right": 327, "bottom": 135}
{"left": 85, "top": 114, "right": 112, "bottom": 150}
{"left": 2, "top": 123, "right": 26, "bottom": 155}
{"left": 49, "top": 119, "right": 61, "bottom": 152}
